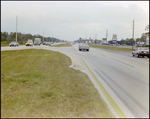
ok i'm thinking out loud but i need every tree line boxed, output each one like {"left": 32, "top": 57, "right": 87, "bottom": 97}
{"left": 1, "top": 31, "right": 66, "bottom": 43}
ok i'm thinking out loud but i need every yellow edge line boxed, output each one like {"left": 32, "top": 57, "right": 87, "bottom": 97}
{"left": 81, "top": 58, "right": 126, "bottom": 118}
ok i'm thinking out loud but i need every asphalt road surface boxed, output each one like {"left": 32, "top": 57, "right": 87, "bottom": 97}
{"left": 1, "top": 44, "right": 149, "bottom": 118}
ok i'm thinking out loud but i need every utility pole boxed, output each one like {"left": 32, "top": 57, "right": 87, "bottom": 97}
{"left": 16, "top": 16, "right": 18, "bottom": 42}
{"left": 106, "top": 29, "right": 108, "bottom": 43}
{"left": 95, "top": 33, "right": 97, "bottom": 40}
{"left": 52, "top": 34, "right": 53, "bottom": 43}
{"left": 43, "top": 29, "right": 44, "bottom": 43}
{"left": 95, "top": 33, "right": 97, "bottom": 44}
{"left": 132, "top": 19, "right": 135, "bottom": 50}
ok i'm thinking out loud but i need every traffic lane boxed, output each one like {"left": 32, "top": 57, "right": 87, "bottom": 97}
{"left": 94, "top": 44, "right": 136, "bottom": 49}
{"left": 92, "top": 47, "right": 149, "bottom": 58}
{"left": 73, "top": 44, "right": 149, "bottom": 73}
{"left": 98, "top": 48, "right": 131, "bottom": 57}
{"left": 89, "top": 47, "right": 149, "bottom": 73}
{"left": 79, "top": 50, "right": 149, "bottom": 118}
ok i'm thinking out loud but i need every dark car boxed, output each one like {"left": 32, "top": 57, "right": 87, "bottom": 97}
{"left": 43, "top": 42, "right": 47, "bottom": 45}
{"left": 132, "top": 47, "right": 149, "bottom": 58}
{"left": 46, "top": 42, "right": 51, "bottom": 46}
{"left": 9, "top": 42, "right": 19, "bottom": 47}
{"left": 102, "top": 43, "right": 108, "bottom": 45}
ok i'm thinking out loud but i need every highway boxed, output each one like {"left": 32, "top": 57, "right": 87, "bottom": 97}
{"left": 1, "top": 44, "right": 149, "bottom": 118}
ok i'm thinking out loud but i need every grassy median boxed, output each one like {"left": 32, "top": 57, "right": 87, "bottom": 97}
{"left": 51, "top": 42, "right": 72, "bottom": 47}
{"left": 89, "top": 44, "right": 135, "bottom": 51}
{"left": 1, "top": 41, "right": 11, "bottom": 47}
{"left": 1, "top": 41, "right": 26, "bottom": 47}
{"left": 1, "top": 49, "right": 114, "bottom": 118}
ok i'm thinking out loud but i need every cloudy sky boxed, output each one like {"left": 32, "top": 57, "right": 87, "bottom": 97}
{"left": 1, "top": 1, "right": 149, "bottom": 41}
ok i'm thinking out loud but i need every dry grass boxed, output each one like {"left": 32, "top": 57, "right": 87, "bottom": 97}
{"left": 89, "top": 44, "right": 135, "bottom": 51}
{"left": 1, "top": 49, "right": 114, "bottom": 118}
{"left": 51, "top": 42, "right": 72, "bottom": 47}
{"left": 1, "top": 41, "right": 11, "bottom": 46}
{"left": 1, "top": 41, "right": 26, "bottom": 47}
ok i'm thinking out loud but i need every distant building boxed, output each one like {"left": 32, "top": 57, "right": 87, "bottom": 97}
{"left": 108, "top": 41, "right": 113, "bottom": 44}
{"left": 102, "top": 38, "right": 107, "bottom": 43}
{"left": 112, "top": 34, "right": 117, "bottom": 44}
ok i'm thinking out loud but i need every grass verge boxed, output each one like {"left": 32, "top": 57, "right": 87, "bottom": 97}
{"left": 1, "top": 49, "right": 114, "bottom": 118}
{"left": 1, "top": 41, "right": 26, "bottom": 47}
{"left": 89, "top": 44, "right": 135, "bottom": 51}
{"left": 1, "top": 41, "right": 11, "bottom": 47}
{"left": 51, "top": 42, "right": 72, "bottom": 47}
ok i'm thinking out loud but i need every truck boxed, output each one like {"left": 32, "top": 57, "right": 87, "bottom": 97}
{"left": 26, "top": 39, "right": 33, "bottom": 46}
{"left": 34, "top": 38, "right": 41, "bottom": 46}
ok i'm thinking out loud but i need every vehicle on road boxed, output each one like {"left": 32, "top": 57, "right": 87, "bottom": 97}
{"left": 34, "top": 38, "right": 41, "bottom": 46}
{"left": 79, "top": 43, "right": 89, "bottom": 51}
{"left": 46, "top": 42, "right": 51, "bottom": 46}
{"left": 26, "top": 39, "right": 33, "bottom": 46}
{"left": 101, "top": 43, "right": 108, "bottom": 45}
{"left": 9, "top": 42, "right": 19, "bottom": 47}
{"left": 43, "top": 42, "right": 47, "bottom": 45}
{"left": 132, "top": 47, "right": 149, "bottom": 58}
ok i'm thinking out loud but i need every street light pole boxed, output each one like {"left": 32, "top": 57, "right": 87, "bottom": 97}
{"left": 52, "top": 34, "right": 53, "bottom": 43}
{"left": 132, "top": 19, "right": 135, "bottom": 50}
{"left": 43, "top": 29, "right": 44, "bottom": 43}
{"left": 106, "top": 29, "right": 108, "bottom": 43}
{"left": 16, "top": 16, "right": 18, "bottom": 42}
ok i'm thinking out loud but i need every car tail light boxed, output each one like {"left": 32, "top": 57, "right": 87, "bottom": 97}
{"left": 147, "top": 51, "right": 149, "bottom": 53}
{"left": 139, "top": 51, "right": 142, "bottom": 53}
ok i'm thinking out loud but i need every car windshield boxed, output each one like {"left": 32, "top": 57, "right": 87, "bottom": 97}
{"left": 11, "top": 42, "right": 17, "bottom": 43}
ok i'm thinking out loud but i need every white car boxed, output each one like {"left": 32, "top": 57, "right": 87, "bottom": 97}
{"left": 132, "top": 47, "right": 149, "bottom": 58}
{"left": 9, "top": 42, "right": 19, "bottom": 47}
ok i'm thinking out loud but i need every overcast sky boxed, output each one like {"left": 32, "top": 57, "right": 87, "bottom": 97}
{"left": 1, "top": 1, "right": 149, "bottom": 41}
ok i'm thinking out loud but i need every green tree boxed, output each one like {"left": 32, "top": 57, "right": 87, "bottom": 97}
{"left": 145, "top": 25, "right": 149, "bottom": 31}
{"left": 1, "top": 31, "right": 8, "bottom": 42}
{"left": 1, "top": 37, "right": 5, "bottom": 42}
{"left": 11, "top": 32, "right": 16, "bottom": 41}
{"left": 136, "top": 38, "right": 141, "bottom": 42}
{"left": 125, "top": 38, "right": 129, "bottom": 41}
{"left": 141, "top": 33, "right": 146, "bottom": 42}
{"left": 95, "top": 39, "right": 97, "bottom": 44}
{"left": 125, "top": 41, "right": 129, "bottom": 45}
{"left": 129, "top": 38, "right": 134, "bottom": 42}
